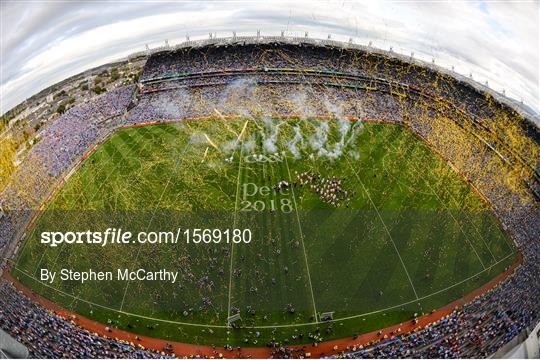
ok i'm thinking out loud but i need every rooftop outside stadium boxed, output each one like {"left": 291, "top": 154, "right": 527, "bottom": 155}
{"left": 0, "top": 5, "right": 539, "bottom": 359}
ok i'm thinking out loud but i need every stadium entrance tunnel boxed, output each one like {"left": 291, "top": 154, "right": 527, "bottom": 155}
{"left": 11, "top": 117, "right": 516, "bottom": 347}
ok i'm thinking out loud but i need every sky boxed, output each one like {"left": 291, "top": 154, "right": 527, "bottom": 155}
{"left": 1, "top": 0, "right": 539, "bottom": 117}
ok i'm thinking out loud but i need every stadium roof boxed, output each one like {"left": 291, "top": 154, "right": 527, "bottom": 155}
{"left": 1, "top": 1, "right": 538, "bottom": 120}
{"left": 0, "top": 329, "right": 28, "bottom": 359}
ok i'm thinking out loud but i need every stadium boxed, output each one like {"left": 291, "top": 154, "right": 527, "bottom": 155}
{"left": 0, "top": 34, "right": 539, "bottom": 359}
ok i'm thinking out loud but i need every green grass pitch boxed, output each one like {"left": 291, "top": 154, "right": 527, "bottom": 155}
{"left": 13, "top": 118, "right": 515, "bottom": 346}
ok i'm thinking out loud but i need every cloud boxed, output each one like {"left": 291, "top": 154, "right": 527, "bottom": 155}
{"left": 1, "top": 0, "right": 538, "bottom": 117}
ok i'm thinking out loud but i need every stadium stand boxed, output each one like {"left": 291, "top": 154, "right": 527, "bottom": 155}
{"left": 0, "top": 328, "right": 28, "bottom": 359}
{"left": 0, "top": 37, "right": 538, "bottom": 358}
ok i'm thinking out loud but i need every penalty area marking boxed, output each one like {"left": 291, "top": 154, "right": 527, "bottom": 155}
{"left": 8, "top": 251, "right": 513, "bottom": 330}
{"left": 119, "top": 139, "right": 191, "bottom": 311}
{"left": 226, "top": 138, "right": 245, "bottom": 325}
{"left": 345, "top": 156, "right": 420, "bottom": 300}
{"left": 284, "top": 154, "right": 319, "bottom": 323}
{"left": 386, "top": 140, "right": 495, "bottom": 266}
{"left": 423, "top": 181, "right": 487, "bottom": 270}
{"left": 30, "top": 132, "right": 153, "bottom": 277}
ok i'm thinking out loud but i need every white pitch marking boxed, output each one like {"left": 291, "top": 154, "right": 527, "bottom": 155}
{"left": 10, "top": 251, "right": 513, "bottom": 330}
{"left": 284, "top": 155, "right": 319, "bottom": 322}
{"left": 346, "top": 157, "right": 420, "bottom": 300}
{"left": 226, "top": 135, "right": 245, "bottom": 325}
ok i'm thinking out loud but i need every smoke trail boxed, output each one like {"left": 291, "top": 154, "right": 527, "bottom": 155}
{"left": 219, "top": 78, "right": 256, "bottom": 110}
{"left": 242, "top": 136, "right": 256, "bottom": 153}
{"left": 287, "top": 126, "right": 304, "bottom": 159}
{"left": 189, "top": 132, "right": 207, "bottom": 145}
{"left": 261, "top": 118, "right": 283, "bottom": 154}
{"left": 155, "top": 89, "right": 190, "bottom": 119}
{"left": 345, "top": 120, "right": 364, "bottom": 147}
{"left": 308, "top": 120, "right": 330, "bottom": 156}
{"left": 337, "top": 117, "right": 351, "bottom": 138}
{"left": 305, "top": 116, "right": 364, "bottom": 161}
{"left": 322, "top": 117, "right": 351, "bottom": 159}
{"left": 290, "top": 91, "right": 316, "bottom": 119}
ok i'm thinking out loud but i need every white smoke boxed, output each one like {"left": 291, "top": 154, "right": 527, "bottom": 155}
{"left": 261, "top": 117, "right": 283, "bottom": 154}
{"left": 305, "top": 117, "right": 364, "bottom": 161}
{"left": 219, "top": 78, "right": 256, "bottom": 110}
{"left": 323, "top": 98, "right": 344, "bottom": 119}
{"left": 323, "top": 116, "right": 351, "bottom": 159}
{"left": 222, "top": 139, "right": 239, "bottom": 154}
{"left": 345, "top": 120, "right": 365, "bottom": 159}
{"left": 317, "top": 139, "right": 345, "bottom": 160}
{"left": 156, "top": 89, "right": 190, "bottom": 119}
{"left": 349, "top": 150, "right": 360, "bottom": 160}
{"left": 308, "top": 120, "right": 330, "bottom": 155}
{"left": 345, "top": 120, "right": 364, "bottom": 147}
{"left": 337, "top": 117, "right": 351, "bottom": 137}
{"left": 287, "top": 126, "right": 304, "bottom": 159}
{"left": 189, "top": 132, "right": 207, "bottom": 145}
{"left": 242, "top": 136, "right": 256, "bottom": 153}
{"left": 214, "top": 112, "right": 363, "bottom": 163}
{"left": 291, "top": 90, "right": 316, "bottom": 119}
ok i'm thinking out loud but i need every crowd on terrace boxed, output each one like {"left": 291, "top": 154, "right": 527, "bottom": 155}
{"left": 0, "top": 281, "right": 164, "bottom": 358}
{"left": 128, "top": 82, "right": 402, "bottom": 125}
{"left": 140, "top": 44, "right": 499, "bottom": 119}
{"left": 0, "top": 43, "right": 538, "bottom": 358}
{"left": 0, "top": 85, "right": 135, "bottom": 257}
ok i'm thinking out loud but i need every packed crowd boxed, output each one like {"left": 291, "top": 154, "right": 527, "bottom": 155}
{"left": 0, "top": 281, "right": 164, "bottom": 358}
{"left": 140, "top": 69, "right": 396, "bottom": 94}
{"left": 128, "top": 82, "right": 402, "bottom": 125}
{"left": 139, "top": 43, "right": 537, "bottom": 175}
{"left": 0, "top": 42, "right": 538, "bottom": 358}
{"left": 139, "top": 44, "right": 493, "bottom": 120}
{"left": 0, "top": 85, "right": 135, "bottom": 260}
{"left": 295, "top": 171, "right": 353, "bottom": 207}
